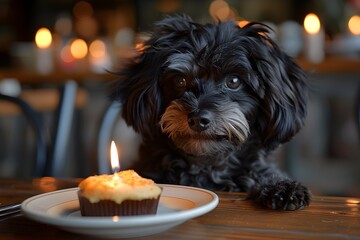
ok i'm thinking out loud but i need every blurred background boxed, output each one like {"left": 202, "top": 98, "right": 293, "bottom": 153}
{"left": 0, "top": 0, "right": 359, "bottom": 197}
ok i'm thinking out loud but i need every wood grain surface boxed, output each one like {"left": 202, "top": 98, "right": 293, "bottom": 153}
{"left": 0, "top": 178, "right": 359, "bottom": 239}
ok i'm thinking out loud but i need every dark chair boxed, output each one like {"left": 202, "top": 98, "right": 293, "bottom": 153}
{"left": 0, "top": 93, "right": 47, "bottom": 176}
{"left": 48, "top": 80, "right": 79, "bottom": 177}
{"left": 356, "top": 84, "right": 360, "bottom": 141}
{"left": 97, "top": 101, "right": 122, "bottom": 174}
{"left": 96, "top": 101, "right": 141, "bottom": 174}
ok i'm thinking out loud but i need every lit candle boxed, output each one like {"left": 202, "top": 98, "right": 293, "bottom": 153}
{"left": 326, "top": 15, "right": 360, "bottom": 55}
{"left": 69, "top": 38, "right": 88, "bottom": 72}
{"left": 347, "top": 15, "right": 360, "bottom": 52}
{"left": 303, "top": 13, "right": 325, "bottom": 63}
{"left": 110, "top": 141, "right": 121, "bottom": 181}
{"left": 89, "top": 39, "right": 112, "bottom": 73}
{"left": 35, "top": 28, "right": 54, "bottom": 74}
{"left": 110, "top": 141, "right": 120, "bottom": 173}
{"left": 348, "top": 15, "right": 360, "bottom": 35}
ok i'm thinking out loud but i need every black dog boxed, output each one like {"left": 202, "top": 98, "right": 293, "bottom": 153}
{"left": 110, "top": 15, "right": 311, "bottom": 210}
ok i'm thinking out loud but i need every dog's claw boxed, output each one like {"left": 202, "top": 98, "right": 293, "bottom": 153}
{"left": 253, "top": 180, "right": 311, "bottom": 211}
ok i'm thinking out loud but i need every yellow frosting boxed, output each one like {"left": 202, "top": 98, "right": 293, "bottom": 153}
{"left": 78, "top": 170, "right": 161, "bottom": 204}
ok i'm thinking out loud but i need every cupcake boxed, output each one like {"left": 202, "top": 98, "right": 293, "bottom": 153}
{"left": 78, "top": 170, "right": 162, "bottom": 216}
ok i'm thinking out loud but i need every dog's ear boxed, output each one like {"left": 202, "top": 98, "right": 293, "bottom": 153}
{"left": 243, "top": 24, "right": 308, "bottom": 150}
{"left": 109, "top": 15, "right": 194, "bottom": 135}
{"left": 109, "top": 52, "right": 163, "bottom": 135}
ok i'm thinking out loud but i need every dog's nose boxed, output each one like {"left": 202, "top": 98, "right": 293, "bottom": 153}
{"left": 188, "top": 110, "right": 212, "bottom": 132}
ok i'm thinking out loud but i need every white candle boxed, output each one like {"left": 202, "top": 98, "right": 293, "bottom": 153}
{"left": 89, "top": 39, "right": 112, "bottom": 73}
{"left": 303, "top": 13, "right": 325, "bottom": 63}
{"left": 35, "top": 28, "right": 54, "bottom": 74}
{"left": 69, "top": 38, "right": 89, "bottom": 72}
{"left": 347, "top": 15, "right": 360, "bottom": 51}
{"left": 326, "top": 15, "right": 360, "bottom": 56}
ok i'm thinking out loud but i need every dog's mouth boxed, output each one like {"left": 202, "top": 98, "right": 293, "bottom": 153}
{"left": 188, "top": 134, "right": 228, "bottom": 141}
{"left": 159, "top": 99, "right": 250, "bottom": 156}
{"left": 172, "top": 133, "right": 238, "bottom": 156}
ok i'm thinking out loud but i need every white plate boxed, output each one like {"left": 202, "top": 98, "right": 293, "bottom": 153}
{"left": 21, "top": 184, "right": 218, "bottom": 238}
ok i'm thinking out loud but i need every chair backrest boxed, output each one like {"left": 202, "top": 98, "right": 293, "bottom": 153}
{"left": 0, "top": 93, "right": 47, "bottom": 177}
{"left": 97, "top": 101, "right": 140, "bottom": 174}
{"left": 97, "top": 101, "right": 122, "bottom": 174}
{"left": 356, "top": 85, "right": 360, "bottom": 141}
{"left": 48, "top": 80, "right": 78, "bottom": 177}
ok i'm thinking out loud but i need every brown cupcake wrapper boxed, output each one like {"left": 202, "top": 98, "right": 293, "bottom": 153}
{"left": 78, "top": 191, "right": 160, "bottom": 216}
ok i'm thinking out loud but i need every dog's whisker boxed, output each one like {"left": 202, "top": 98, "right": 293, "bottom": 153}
{"left": 225, "top": 124, "right": 246, "bottom": 143}
{"left": 218, "top": 107, "right": 250, "bottom": 143}
{"left": 228, "top": 125, "right": 245, "bottom": 142}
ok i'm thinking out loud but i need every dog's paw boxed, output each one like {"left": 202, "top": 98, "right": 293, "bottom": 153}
{"left": 253, "top": 180, "right": 311, "bottom": 210}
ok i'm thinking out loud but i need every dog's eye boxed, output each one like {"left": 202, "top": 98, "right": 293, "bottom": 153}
{"left": 225, "top": 76, "right": 241, "bottom": 90}
{"left": 174, "top": 77, "right": 187, "bottom": 88}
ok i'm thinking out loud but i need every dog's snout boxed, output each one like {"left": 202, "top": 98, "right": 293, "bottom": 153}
{"left": 188, "top": 110, "right": 212, "bottom": 132}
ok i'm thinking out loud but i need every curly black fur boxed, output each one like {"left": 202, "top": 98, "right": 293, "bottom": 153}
{"left": 110, "top": 15, "right": 311, "bottom": 210}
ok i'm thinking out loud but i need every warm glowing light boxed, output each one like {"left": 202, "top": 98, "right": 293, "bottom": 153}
{"left": 209, "top": 0, "right": 230, "bottom": 21}
{"left": 111, "top": 141, "right": 120, "bottom": 172}
{"left": 112, "top": 216, "right": 120, "bottom": 222}
{"left": 70, "top": 38, "right": 88, "bottom": 59}
{"left": 346, "top": 199, "right": 360, "bottom": 205}
{"left": 304, "top": 13, "right": 321, "bottom": 34}
{"left": 60, "top": 45, "right": 75, "bottom": 63}
{"left": 238, "top": 20, "right": 249, "bottom": 28}
{"left": 89, "top": 40, "right": 106, "bottom": 58}
{"left": 135, "top": 43, "right": 145, "bottom": 52}
{"left": 348, "top": 15, "right": 360, "bottom": 35}
{"left": 35, "top": 28, "right": 52, "bottom": 49}
{"left": 32, "top": 177, "right": 57, "bottom": 192}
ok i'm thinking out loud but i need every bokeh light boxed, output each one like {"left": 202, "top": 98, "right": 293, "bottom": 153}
{"left": 209, "top": 0, "right": 230, "bottom": 21}
{"left": 60, "top": 44, "right": 75, "bottom": 63}
{"left": 348, "top": 15, "right": 360, "bottom": 35}
{"left": 70, "top": 38, "right": 88, "bottom": 59}
{"left": 35, "top": 28, "right": 52, "bottom": 48}
{"left": 89, "top": 39, "right": 106, "bottom": 58}
{"left": 304, "top": 13, "right": 321, "bottom": 34}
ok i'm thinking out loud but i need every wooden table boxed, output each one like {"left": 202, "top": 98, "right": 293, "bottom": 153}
{"left": 0, "top": 178, "right": 359, "bottom": 239}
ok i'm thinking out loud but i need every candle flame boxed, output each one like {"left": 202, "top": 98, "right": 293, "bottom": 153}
{"left": 35, "top": 28, "right": 52, "bottom": 49}
{"left": 70, "top": 38, "right": 88, "bottom": 59}
{"left": 110, "top": 141, "right": 120, "bottom": 173}
{"left": 89, "top": 40, "right": 106, "bottom": 58}
{"left": 304, "top": 13, "right": 321, "bottom": 34}
{"left": 348, "top": 15, "right": 360, "bottom": 35}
